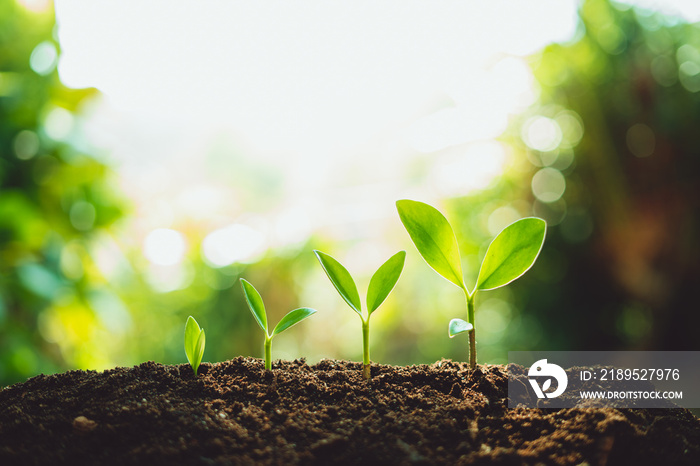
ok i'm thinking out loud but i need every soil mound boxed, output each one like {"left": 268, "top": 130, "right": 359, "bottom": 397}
{"left": 1, "top": 357, "right": 698, "bottom": 465}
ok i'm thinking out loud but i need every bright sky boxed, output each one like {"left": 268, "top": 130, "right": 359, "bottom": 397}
{"left": 49, "top": 0, "right": 700, "bottom": 276}
{"left": 55, "top": 1, "right": 576, "bottom": 153}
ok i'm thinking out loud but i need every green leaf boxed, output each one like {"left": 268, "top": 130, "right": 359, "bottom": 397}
{"left": 192, "top": 329, "right": 206, "bottom": 375}
{"left": 476, "top": 217, "right": 546, "bottom": 291}
{"left": 366, "top": 250, "right": 406, "bottom": 315}
{"left": 185, "top": 316, "right": 205, "bottom": 376}
{"left": 240, "top": 278, "right": 268, "bottom": 333}
{"left": 314, "top": 250, "right": 362, "bottom": 316}
{"left": 448, "top": 318, "right": 473, "bottom": 338}
{"left": 272, "top": 307, "right": 317, "bottom": 336}
{"left": 184, "top": 316, "right": 199, "bottom": 364}
{"left": 396, "top": 200, "right": 465, "bottom": 290}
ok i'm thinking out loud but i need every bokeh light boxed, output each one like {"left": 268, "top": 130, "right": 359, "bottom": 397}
{"left": 29, "top": 41, "right": 58, "bottom": 76}
{"left": 626, "top": 123, "right": 655, "bottom": 158}
{"left": 522, "top": 116, "right": 563, "bottom": 152}
{"left": 531, "top": 168, "right": 566, "bottom": 203}
{"left": 143, "top": 229, "right": 187, "bottom": 266}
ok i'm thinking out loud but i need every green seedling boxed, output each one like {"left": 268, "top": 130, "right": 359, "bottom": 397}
{"left": 184, "top": 315, "right": 206, "bottom": 376}
{"left": 240, "top": 278, "right": 317, "bottom": 370}
{"left": 397, "top": 199, "right": 545, "bottom": 369}
{"left": 314, "top": 249, "right": 406, "bottom": 379}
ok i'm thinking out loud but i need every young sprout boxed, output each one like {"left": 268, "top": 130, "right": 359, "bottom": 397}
{"left": 314, "top": 250, "right": 406, "bottom": 379}
{"left": 184, "top": 316, "right": 206, "bottom": 376}
{"left": 397, "top": 199, "right": 545, "bottom": 369}
{"left": 240, "top": 278, "right": 317, "bottom": 370}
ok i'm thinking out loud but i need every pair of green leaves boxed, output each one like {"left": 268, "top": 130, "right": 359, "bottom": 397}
{"left": 396, "top": 199, "right": 546, "bottom": 336}
{"left": 184, "top": 316, "right": 206, "bottom": 376}
{"left": 314, "top": 250, "right": 406, "bottom": 319}
{"left": 240, "top": 278, "right": 317, "bottom": 340}
{"left": 315, "top": 249, "right": 405, "bottom": 377}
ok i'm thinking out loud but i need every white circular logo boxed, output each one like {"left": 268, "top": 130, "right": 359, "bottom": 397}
{"left": 528, "top": 359, "right": 568, "bottom": 399}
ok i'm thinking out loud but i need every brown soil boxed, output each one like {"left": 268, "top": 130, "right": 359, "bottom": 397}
{"left": 1, "top": 357, "right": 699, "bottom": 465}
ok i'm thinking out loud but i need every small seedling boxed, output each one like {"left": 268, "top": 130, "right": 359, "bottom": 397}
{"left": 184, "top": 315, "right": 206, "bottom": 376}
{"left": 240, "top": 278, "right": 317, "bottom": 370}
{"left": 314, "top": 249, "right": 406, "bottom": 379}
{"left": 397, "top": 199, "right": 545, "bottom": 369}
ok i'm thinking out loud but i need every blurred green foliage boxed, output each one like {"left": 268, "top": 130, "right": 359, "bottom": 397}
{"left": 0, "top": 0, "right": 128, "bottom": 384}
{"left": 2, "top": 0, "right": 700, "bottom": 387}
{"left": 500, "top": 0, "right": 700, "bottom": 351}
{"left": 8, "top": 0, "right": 456, "bottom": 384}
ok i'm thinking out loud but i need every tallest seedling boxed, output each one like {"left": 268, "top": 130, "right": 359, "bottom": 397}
{"left": 396, "top": 200, "right": 546, "bottom": 369}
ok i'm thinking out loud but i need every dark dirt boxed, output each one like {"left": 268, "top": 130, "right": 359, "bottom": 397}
{"left": 1, "top": 358, "right": 699, "bottom": 465}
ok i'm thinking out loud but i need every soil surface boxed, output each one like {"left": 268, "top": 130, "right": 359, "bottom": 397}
{"left": 1, "top": 357, "right": 699, "bottom": 465}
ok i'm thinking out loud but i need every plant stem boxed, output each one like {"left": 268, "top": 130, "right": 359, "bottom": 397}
{"left": 362, "top": 318, "right": 370, "bottom": 379}
{"left": 467, "top": 293, "right": 476, "bottom": 369}
{"left": 264, "top": 336, "right": 272, "bottom": 371}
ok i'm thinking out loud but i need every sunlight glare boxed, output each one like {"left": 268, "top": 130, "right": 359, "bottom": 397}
{"left": 53, "top": 0, "right": 584, "bottom": 246}
{"left": 201, "top": 224, "right": 266, "bottom": 267}
{"left": 143, "top": 228, "right": 187, "bottom": 266}
{"left": 144, "top": 263, "right": 193, "bottom": 293}
{"left": 55, "top": 1, "right": 579, "bottom": 157}
{"left": 431, "top": 141, "right": 508, "bottom": 197}
{"left": 176, "top": 186, "right": 229, "bottom": 221}
{"left": 274, "top": 205, "right": 313, "bottom": 247}
{"left": 405, "top": 57, "right": 536, "bottom": 153}
{"left": 17, "top": 0, "right": 52, "bottom": 14}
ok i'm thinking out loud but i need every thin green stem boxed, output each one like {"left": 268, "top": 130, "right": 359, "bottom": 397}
{"left": 264, "top": 335, "right": 272, "bottom": 371}
{"left": 466, "top": 292, "right": 476, "bottom": 369}
{"left": 362, "top": 318, "right": 370, "bottom": 379}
